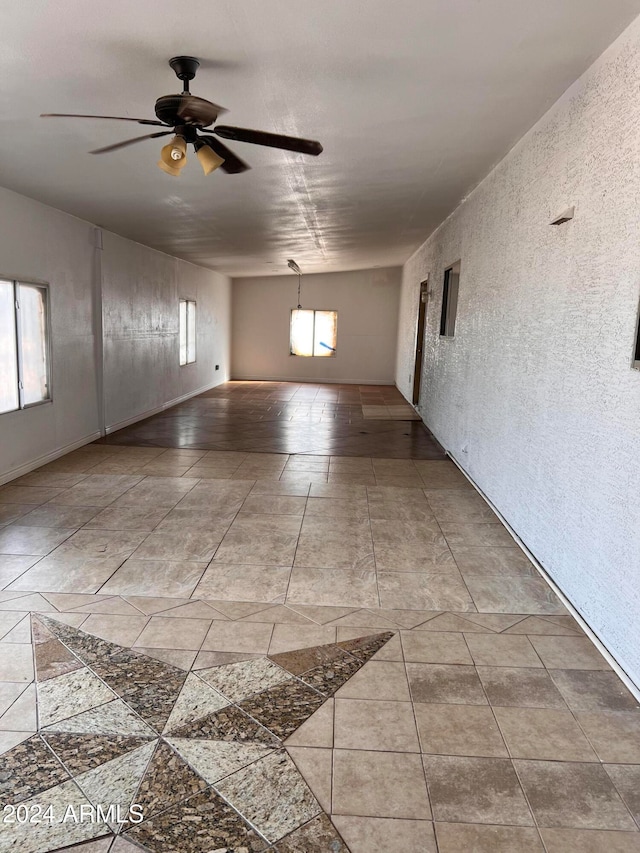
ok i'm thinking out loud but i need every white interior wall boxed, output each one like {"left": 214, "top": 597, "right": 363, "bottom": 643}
{"left": 232, "top": 267, "right": 401, "bottom": 384}
{"left": 0, "top": 190, "right": 231, "bottom": 482}
{"left": 102, "top": 233, "right": 231, "bottom": 432}
{"left": 396, "top": 18, "right": 640, "bottom": 687}
{"left": 0, "top": 188, "right": 100, "bottom": 479}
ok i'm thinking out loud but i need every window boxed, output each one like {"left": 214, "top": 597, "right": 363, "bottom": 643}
{"left": 0, "top": 280, "right": 51, "bottom": 415}
{"left": 179, "top": 299, "right": 196, "bottom": 365}
{"left": 440, "top": 261, "right": 460, "bottom": 337}
{"left": 634, "top": 318, "right": 640, "bottom": 370}
{"left": 290, "top": 309, "right": 337, "bottom": 357}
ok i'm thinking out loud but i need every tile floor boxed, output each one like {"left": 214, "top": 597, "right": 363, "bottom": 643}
{"left": 0, "top": 383, "right": 638, "bottom": 851}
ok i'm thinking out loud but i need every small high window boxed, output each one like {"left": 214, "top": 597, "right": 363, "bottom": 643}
{"left": 440, "top": 262, "right": 460, "bottom": 338}
{"left": 0, "top": 279, "right": 51, "bottom": 415}
{"left": 179, "top": 299, "right": 196, "bottom": 365}
{"left": 290, "top": 309, "right": 337, "bottom": 357}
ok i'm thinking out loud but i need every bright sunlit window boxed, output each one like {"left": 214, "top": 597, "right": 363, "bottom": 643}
{"left": 0, "top": 279, "right": 51, "bottom": 415}
{"left": 290, "top": 309, "right": 337, "bottom": 357}
{"left": 179, "top": 299, "right": 196, "bottom": 365}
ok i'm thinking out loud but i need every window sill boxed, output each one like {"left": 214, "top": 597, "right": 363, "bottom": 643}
{"left": 0, "top": 399, "right": 53, "bottom": 417}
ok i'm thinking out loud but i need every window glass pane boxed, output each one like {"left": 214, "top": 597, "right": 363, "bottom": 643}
{"left": 440, "top": 263, "right": 460, "bottom": 337}
{"left": 187, "top": 301, "right": 196, "bottom": 363}
{"left": 0, "top": 280, "right": 19, "bottom": 414}
{"left": 179, "top": 300, "right": 187, "bottom": 365}
{"left": 290, "top": 309, "right": 314, "bottom": 356}
{"left": 313, "top": 310, "right": 337, "bottom": 357}
{"left": 18, "top": 283, "right": 50, "bottom": 405}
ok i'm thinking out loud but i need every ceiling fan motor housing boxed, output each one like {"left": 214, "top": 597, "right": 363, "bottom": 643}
{"left": 154, "top": 94, "right": 218, "bottom": 128}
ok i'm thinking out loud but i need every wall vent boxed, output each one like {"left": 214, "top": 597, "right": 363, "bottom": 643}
{"left": 550, "top": 206, "right": 574, "bottom": 225}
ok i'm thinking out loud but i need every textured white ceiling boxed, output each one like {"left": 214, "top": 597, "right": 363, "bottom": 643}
{"left": 1, "top": 0, "right": 639, "bottom": 276}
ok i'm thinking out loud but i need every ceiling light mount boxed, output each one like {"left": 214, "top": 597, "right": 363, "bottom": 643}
{"left": 168, "top": 56, "right": 200, "bottom": 93}
{"left": 288, "top": 259, "right": 303, "bottom": 308}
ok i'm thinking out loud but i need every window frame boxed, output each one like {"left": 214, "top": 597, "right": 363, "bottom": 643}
{"left": 633, "top": 296, "right": 640, "bottom": 371}
{"left": 179, "top": 298, "right": 197, "bottom": 366}
{"left": 289, "top": 308, "right": 338, "bottom": 358}
{"left": 439, "top": 262, "right": 460, "bottom": 338}
{"left": 0, "top": 278, "right": 52, "bottom": 416}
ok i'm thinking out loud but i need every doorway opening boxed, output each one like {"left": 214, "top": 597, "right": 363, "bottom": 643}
{"left": 412, "top": 278, "right": 429, "bottom": 405}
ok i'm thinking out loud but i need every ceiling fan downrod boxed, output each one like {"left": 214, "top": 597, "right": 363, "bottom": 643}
{"left": 168, "top": 56, "right": 200, "bottom": 94}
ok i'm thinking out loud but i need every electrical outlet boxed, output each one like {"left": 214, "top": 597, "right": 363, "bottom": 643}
{"left": 215, "top": 365, "right": 219, "bottom": 370}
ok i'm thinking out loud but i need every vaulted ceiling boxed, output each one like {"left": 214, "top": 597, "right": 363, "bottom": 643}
{"left": 2, "top": 0, "right": 639, "bottom": 276}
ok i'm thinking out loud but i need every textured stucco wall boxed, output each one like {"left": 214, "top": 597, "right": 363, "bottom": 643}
{"left": 396, "top": 18, "right": 640, "bottom": 686}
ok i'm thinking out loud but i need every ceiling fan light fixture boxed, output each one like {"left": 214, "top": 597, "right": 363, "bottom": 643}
{"left": 41, "top": 57, "right": 323, "bottom": 178}
{"left": 159, "top": 136, "right": 187, "bottom": 173}
{"left": 157, "top": 158, "right": 182, "bottom": 177}
{"left": 194, "top": 140, "right": 225, "bottom": 176}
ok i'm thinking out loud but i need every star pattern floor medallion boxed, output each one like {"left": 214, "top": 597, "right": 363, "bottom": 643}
{"left": 0, "top": 615, "right": 395, "bottom": 852}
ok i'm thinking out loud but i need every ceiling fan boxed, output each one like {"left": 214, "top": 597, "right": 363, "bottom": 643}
{"left": 41, "top": 56, "right": 323, "bottom": 176}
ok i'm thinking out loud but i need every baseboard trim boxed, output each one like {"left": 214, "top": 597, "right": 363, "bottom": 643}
{"left": 105, "top": 377, "right": 227, "bottom": 435}
{"left": 1, "top": 431, "right": 103, "bottom": 485}
{"left": 445, "top": 449, "right": 640, "bottom": 703}
{"left": 230, "top": 375, "right": 392, "bottom": 385}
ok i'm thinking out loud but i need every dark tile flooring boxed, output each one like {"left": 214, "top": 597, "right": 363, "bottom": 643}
{"left": 96, "top": 382, "right": 444, "bottom": 458}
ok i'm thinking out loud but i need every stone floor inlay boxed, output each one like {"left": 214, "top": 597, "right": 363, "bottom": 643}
{"left": 167, "top": 737, "right": 275, "bottom": 785}
{"left": 169, "top": 702, "right": 282, "bottom": 745}
{"left": 197, "top": 656, "right": 290, "bottom": 702}
{"left": 129, "top": 739, "right": 208, "bottom": 822}
{"left": 73, "top": 741, "right": 157, "bottom": 831}
{"left": 161, "top": 672, "right": 228, "bottom": 734}
{"left": 125, "top": 787, "right": 268, "bottom": 852}
{"left": 0, "top": 734, "right": 70, "bottom": 803}
{"left": 214, "top": 749, "right": 322, "bottom": 843}
{"left": 238, "top": 678, "right": 326, "bottom": 740}
{"left": 37, "top": 666, "right": 116, "bottom": 727}
{"left": 277, "top": 812, "right": 350, "bottom": 852}
{"left": 42, "top": 699, "right": 157, "bottom": 737}
{"left": 41, "top": 732, "right": 153, "bottom": 775}
{"left": 0, "top": 615, "right": 394, "bottom": 851}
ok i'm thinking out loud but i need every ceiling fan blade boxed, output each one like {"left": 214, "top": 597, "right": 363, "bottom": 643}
{"left": 89, "top": 131, "right": 173, "bottom": 155}
{"left": 212, "top": 125, "right": 323, "bottom": 156}
{"left": 200, "top": 135, "right": 250, "bottom": 173}
{"left": 41, "top": 113, "right": 167, "bottom": 127}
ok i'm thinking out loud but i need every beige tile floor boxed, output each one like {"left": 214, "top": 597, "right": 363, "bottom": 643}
{"left": 0, "top": 445, "right": 639, "bottom": 851}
